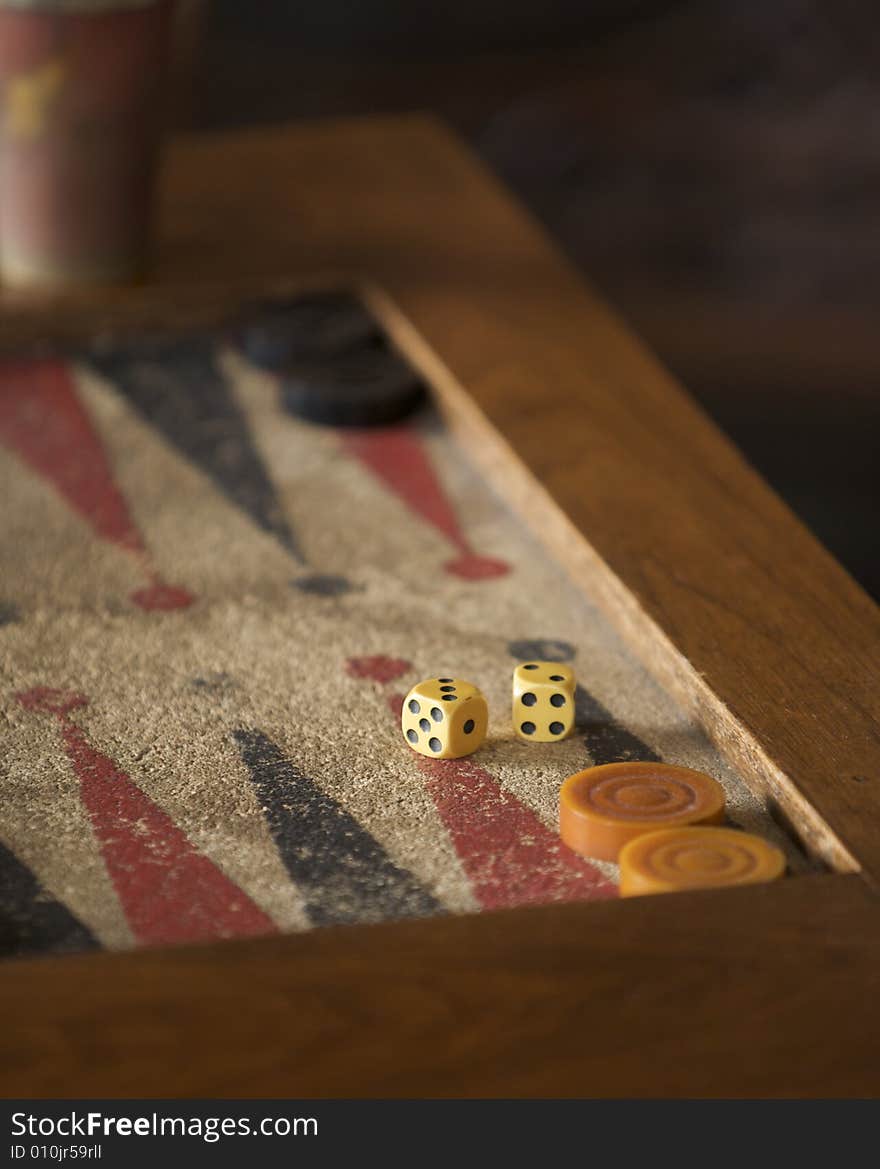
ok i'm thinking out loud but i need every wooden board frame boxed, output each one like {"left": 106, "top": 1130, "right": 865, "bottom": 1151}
{"left": 1, "top": 116, "right": 878, "bottom": 1098}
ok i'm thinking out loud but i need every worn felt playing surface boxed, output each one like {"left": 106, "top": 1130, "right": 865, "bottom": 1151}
{"left": 0, "top": 295, "right": 808, "bottom": 959}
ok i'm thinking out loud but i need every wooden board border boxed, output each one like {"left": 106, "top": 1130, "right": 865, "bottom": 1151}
{"left": 0, "top": 116, "right": 878, "bottom": 1097}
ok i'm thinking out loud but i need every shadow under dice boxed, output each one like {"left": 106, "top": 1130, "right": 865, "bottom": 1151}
{"left": 513, "top": 660, "right": 575, "bottom": 742}
{"left": 401, "top": 677, "right": 488, "bottom": 758}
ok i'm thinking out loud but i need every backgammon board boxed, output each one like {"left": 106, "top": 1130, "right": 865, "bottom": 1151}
{"left": 0, "top": 290, "right": 808, "bottom": 954}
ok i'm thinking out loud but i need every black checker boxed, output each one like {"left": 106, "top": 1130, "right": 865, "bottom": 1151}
{"left": 281, "top": 340, "right": 425, "bottom": 428}
{"left": 238, "top": 292, "right": 378, "bottom": 371}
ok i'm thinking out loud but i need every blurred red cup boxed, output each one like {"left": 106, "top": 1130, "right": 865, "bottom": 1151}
{"left": 0, "top": 0, "right": 173, "bottom": 288}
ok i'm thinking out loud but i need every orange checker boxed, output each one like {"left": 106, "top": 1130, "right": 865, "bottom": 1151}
{"left": 619, "top": 826, "right": 786, "bottom": 897}
{"left": 559, "top": 761, "right": 725, "bottom": 862}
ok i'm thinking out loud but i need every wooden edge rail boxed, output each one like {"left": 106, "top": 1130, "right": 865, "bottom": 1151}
{"left": 0, "top": 874, "right": 877, "bottom": 1097}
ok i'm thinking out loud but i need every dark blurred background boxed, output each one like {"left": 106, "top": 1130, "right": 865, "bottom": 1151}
{"left": 184, "top": 0, "right": 878, "bottom": 597}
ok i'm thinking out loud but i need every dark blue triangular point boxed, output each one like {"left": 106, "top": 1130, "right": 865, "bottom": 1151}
{"left": 233, "top": 728, "right": 442, "bottom": 926}
{"left": 0, "top": 840, "right": 98, "bottom": 958}
{"left": 84, "top": 336, "right": 305, "bottom": 563}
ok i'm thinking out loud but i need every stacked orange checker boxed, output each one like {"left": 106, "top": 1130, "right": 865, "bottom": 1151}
{"left": 619, "top": 826, "right": 786, "bottom": 896}
{"left": 559, "top": 761, "right": 726, "bottom": 862}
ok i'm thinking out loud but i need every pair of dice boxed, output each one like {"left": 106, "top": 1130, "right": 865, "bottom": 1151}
{"left": 401, "top": 661, "right": 576, "bottom": 759}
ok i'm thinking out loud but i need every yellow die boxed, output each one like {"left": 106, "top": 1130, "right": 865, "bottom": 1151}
{"left": 401, "top": 677, "right": 488, "bottom": 759}
{"left": 513, "top": 660, "right": 576, "bottom": 742}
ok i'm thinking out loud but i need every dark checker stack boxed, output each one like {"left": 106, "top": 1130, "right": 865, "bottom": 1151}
{"left": 237, "top": 291, "right": 426, "bottom": 427}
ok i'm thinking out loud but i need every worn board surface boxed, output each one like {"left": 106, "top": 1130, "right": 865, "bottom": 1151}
{"left": 0, "top": 296, "right": 805, "bottom": 958}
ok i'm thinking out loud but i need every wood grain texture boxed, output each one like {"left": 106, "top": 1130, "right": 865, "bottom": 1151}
{"left": 1, "top": 874, "right": 878, "bottom": 1098}
{"left": 2, "top": 116, "right": 874, "bottom": 880}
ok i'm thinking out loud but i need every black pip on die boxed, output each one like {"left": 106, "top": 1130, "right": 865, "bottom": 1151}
{"left": 513, "top": 661, "right": 575, "bottom": 741}
{"left": 401, "top": 678, "right": 488, "bottom": 758}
